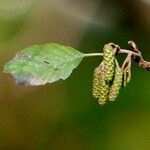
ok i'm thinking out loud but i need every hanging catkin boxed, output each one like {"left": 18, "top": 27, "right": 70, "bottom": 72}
{"left": 93, "top": 67, "right": 101, "bottom": 99}
{"left": 122, "top": 69, "right": 131, "bottom": 87}
{"left": 109, "top": 66, "right": 123, "bottom": 101}
{"left": 103, "top": 43, "right": 115, "bottom": 84}
{"left": 92, "top": 62, "right": 110, "bottom": 105}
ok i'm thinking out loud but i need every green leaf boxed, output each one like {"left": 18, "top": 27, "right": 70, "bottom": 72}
{"left": 3, "top": 43, "right": 85, "bottom": 86}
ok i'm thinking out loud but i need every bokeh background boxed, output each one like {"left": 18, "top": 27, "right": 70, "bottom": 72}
{"left": 0, "top": 0, "right": 150, "bottom": 149}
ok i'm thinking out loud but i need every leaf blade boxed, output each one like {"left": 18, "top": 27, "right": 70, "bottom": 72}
{"left": 4, "top": 43, "right": 84, "bottom": 86}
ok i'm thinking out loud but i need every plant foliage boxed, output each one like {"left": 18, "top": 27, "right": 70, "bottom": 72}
{"left": 4, "top": 43, "right": 84, "bottom": 86}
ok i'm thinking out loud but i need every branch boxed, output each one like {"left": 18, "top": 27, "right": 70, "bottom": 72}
{"left": 123, "top": 41, "right": 150, "bottom": 71}
{"left": 85, "top": 41, "right": 150, "bottom": 71}
{"left": 84, "top": 53, "right": 103, "bottom": 57}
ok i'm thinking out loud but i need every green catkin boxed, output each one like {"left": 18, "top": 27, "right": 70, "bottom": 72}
{"left": 126, "top": 70, "right": 131, "bottom": 83}
{"left": 109, "top": 66, "right": 123, "bottom": 101}
{"left": 103, "top": 43, "right": 116, "bottom": 84}
{"left": 93, "top": 67, "right": 101, "bottom": 99}
{"left": 123, "top": 71, "right": 127, "bottom": 87}
{"left": 97, "top": 63, "right": 110, "bottom": 106}
{"left": 123, "top": 71, "right": 126, "bottom": 87}
{"left": 92, "top": 62, "right": 110, "bottom": 106}
{"left": 122, "top": 69, "right": 131, "bottom": 87}
{"left": 98, "top": 81, "right": 110, "bottom": 106}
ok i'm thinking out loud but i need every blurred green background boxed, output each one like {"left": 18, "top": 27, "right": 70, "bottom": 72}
{"left": 0, "top": 0, "right": 150, "bottom": 149}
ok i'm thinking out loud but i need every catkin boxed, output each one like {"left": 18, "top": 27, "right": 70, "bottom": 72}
{"left": 109, "top": 66, "right": 123, "bottom": 101}
{"left": 122, "top": 69, "right": 131, "bottom": 87}
{"left": 98, "top": 80, "right": 110, "bottom": 106}
{"left": 97, "top": 63, "right": 109, "bottom": 105}
{"left": 103, "top": 43, "right": 116, "bottom": 84}
{"left": 92, "top": 62, "right": 110, "bottom": 106}
{"left": 93, "top": 67, "right": 101, "bottom": 99}
{"left": 122, "top": 71, "right": 127, "bottom": 87}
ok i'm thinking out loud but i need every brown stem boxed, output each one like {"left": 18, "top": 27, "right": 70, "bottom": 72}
{"left": 122, "top": 53, "right": 132, "bottom": 71}
{"left": 116, "top": 41, "right": 150, "bottom": 71}
{"left": 86, "top": 41, "right": 150, "bottom": 71}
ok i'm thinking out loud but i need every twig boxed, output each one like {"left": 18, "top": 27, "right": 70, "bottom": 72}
{"left": 122, "top": 53, "right": 132, "bottom": 71}
{"left": 128, "top": 41, "right": 150, "bottom": 71}
{"left": 85, "top": 41, "right": 150, "bottom": 71}
{"left": 84, "top": 53, "right": 103, "bottom": 57}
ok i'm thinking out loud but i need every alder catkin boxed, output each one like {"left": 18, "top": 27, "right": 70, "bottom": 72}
{"left": 122, "top": 71, "right": 127, "bottom": 87}
{"left": 93, "top": 67, "right": 101, "bottom": 99}
{"left": 97, "top": 63, "right": 109, "bottom": 105}
{"left": 109, "top": 66, "right": 123, "bottom": 101}
{"left": 98, "top": 81, "right": 110, "bottom": 106}
{"left": 103, "top": 43, "right": 115, "bottom": 84}
{"left": 122, "top": 69, "right": 131, "bottom": 87}
{"left": 92, "top": 62, "right": 110, "bottom": 106}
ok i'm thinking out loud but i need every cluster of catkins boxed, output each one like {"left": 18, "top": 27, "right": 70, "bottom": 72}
{"left": 93, "top": 43, "right": 131, "bottom": 106}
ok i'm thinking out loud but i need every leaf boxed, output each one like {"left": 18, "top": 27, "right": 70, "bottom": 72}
{"left": 3, "top": 43, "right": 85, "bottom": 86}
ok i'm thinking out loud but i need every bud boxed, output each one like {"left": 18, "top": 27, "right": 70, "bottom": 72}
{"left": 103, "top": 43, "right": 116, "bottom": 83}
{"left": 109, "top": 66, "right": 123, "bottom": 101}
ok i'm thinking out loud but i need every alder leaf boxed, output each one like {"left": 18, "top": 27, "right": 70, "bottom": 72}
{"left": 3, "top": 43, "right": 85, "bottom": 86}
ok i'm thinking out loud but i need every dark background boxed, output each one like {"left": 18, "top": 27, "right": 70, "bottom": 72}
{"left": 0, "top": 0, "right": 150, "bottom": 149}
